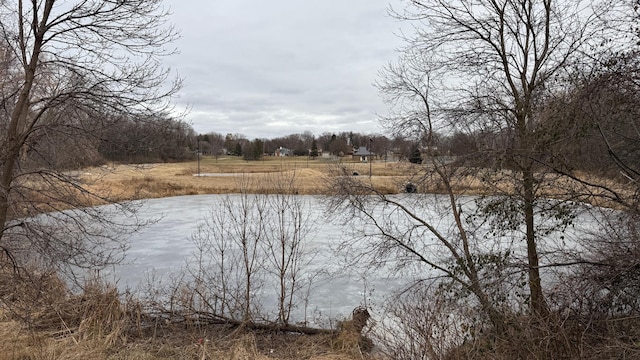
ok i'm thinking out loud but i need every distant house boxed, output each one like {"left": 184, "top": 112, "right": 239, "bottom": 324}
{"left": 352, "top": 146, "right": 372, "bottom": 162}
{"left": 275, "top": 147, "right": 292, "bottom": 157}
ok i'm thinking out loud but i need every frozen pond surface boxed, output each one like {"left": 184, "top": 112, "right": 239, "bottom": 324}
{"left": 104, "top": 194, "right": 406, "bottom": 322}
{"left": 100, "top": 194, "right": 600, "bottom": 324}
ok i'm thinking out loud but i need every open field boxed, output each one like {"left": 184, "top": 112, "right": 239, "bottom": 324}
{"left": 79, "top": 156, "right": 426, "bottom": 201}
{"left": 77, "top": 156, "right": 629, "bottom": 210}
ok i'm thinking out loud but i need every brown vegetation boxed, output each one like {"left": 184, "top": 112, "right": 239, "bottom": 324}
{"left": 76, "top": 156, "right": 629, "bottom": 208}
{"left": 79, "top": 157, "right": 422, "bottom": 200}
{"left": 0, "top": 271, "right": 378, "bottom": 360}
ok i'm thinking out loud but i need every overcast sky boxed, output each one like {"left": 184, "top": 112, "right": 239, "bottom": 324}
{"left": 162, "top": 0, "right": 406, "bottom": 139}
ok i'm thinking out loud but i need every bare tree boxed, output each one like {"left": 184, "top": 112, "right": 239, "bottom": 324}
{"left": 535, "top": 47, "right": 640, "bottom": 359}
{"left": 571, "top": 53, "right": 640, "bottom": 206}
{"left": 380, "top": 0, "right": 634, "bottom": 316}
{"left": 207, "top": 131, "right": 226, "bottom": 160}
{"left": 327, "top": 2, "right": 640, "bottom": 356}
{"left": 185, "top": 173, "right": 319, "bottom": 326}
{"left": 189, "top": 188, "right": 266, "bottom": 322}
{"left": 232, "top": 178, "right": 267, "bottom": 322}
{"left": 0, "top": 1, "right": 179, "bottom": 283}
{"left": 263, "top": 172, "right": 317, "bottom": 325}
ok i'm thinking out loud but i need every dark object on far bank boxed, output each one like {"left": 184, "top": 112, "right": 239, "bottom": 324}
{"left": 405, "top": 182, "right": 417, "bottom": 193}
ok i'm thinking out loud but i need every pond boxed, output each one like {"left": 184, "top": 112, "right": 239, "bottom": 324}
{"left": 102, "top": 194, "right": 409, "bottom": 324}
{"left": 97, "top": 193, "right": 599, "bottom": 325}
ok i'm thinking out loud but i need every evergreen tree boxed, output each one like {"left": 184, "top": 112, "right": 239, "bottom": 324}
{"left": 310, "top": 138, "right": 319, "bottom": 159}
{"left": 253, "top": 139, "right": 264, "bottom": 160}
{"left": 243, "top": 139, "right": 264, "bottom": 161}
{"left": 408, "top": 144, "right": 422, "bottom": 164}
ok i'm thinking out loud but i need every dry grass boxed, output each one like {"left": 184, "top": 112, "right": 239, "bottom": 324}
{"left": 79, "top": 157, "right": 422, "bottom": 201}
{"left": 0, "top": 316, "right": 379, "bottom": 360}
{"left": 0, "top": 271, "right": 382, "bottom": 360}
{"left": 74, "top": 156, "right": 630, "bottom": 208}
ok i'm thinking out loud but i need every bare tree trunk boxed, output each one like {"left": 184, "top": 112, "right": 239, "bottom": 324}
{"left": 0, "top": 0, "right": 48, "bottom": 247}
{"left": 523, "top": 168, "right": 548, "bottom": 316}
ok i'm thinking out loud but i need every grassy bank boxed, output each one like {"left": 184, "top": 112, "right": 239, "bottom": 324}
{"left": 0, "top": 270, "right": 375, "bottom": 360}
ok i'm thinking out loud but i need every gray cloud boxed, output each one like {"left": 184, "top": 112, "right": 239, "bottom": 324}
{"left": 163, "top": 0, "right": 405, "bottom": 138}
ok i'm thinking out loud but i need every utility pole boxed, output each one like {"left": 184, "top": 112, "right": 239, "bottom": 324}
{"left": 197, "top": 138, "right": 201, "bottom": 176}
{"left": 369, "top": 138, "right": 373, "bottom": 179}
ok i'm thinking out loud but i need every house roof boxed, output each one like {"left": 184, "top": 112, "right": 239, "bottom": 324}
{"left": 353, "top": 146, "right": 371, "bottom": 156}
